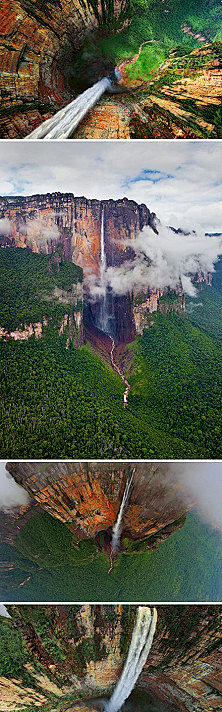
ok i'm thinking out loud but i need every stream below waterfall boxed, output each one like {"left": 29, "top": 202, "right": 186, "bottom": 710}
{"left": 110, "top": 339, "right": 130, "bottom": 407}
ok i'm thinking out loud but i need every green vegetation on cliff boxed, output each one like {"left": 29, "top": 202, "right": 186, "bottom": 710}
{"left": 97, "top": 0, "right": 222, "bottom": 79}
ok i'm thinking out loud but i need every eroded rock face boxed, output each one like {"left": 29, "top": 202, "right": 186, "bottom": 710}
{"left": 0, "top": 193, "right": 158, "bottom": 342}
{"left": 0, "top": 193, "right": 156, "bottom": 274}
{"left": 6, "top": 462, "right": 192, "bottom": 544}
{"left": 1, "top": 605, "right": 221, "bottom": 712}
{"left": 0, "top": 0, "right": 98, "bottom": 138}
{"left": 74, "top": 44, "right": 222, "bottom": 140}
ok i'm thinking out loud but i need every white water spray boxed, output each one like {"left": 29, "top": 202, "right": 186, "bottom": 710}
{"left": 106, "top": 606, "right": 157, "bottom": 712}
{"left": 111, "top": 469, "right": 134, "bottom": 554}
{"left": 98, "top": 204, "right": 110, "bottom": 334}
{"left": 25, "top": 70, "right": 121, "bottom": 140}
{"left": 0, "top": 604, "right": 11, "bottom": 618}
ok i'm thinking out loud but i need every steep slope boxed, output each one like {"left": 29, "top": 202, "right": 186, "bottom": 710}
{"left": 5, "top": 462, "right": 191, "bottom": 541}
{"left": 1, "top": 0, "right": 221, "bottom": 138}
{"left": 0, "top": 605, "right": 221, "bottom": 712}
{"left": 75, "top": 44, "right": 222, "bottom": 139}
{"left": 0, "top": 0, "right": 97, "bottom": 138}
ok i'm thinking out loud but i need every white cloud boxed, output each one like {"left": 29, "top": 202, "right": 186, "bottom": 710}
{"left": 0, "top": 463, "right": 30, "bottom": 510}
{"left": 89, "top": 225, "right": 222, "bottom": 297}
{"left": 0, "top": 141, "right": 221, "bottom": 232}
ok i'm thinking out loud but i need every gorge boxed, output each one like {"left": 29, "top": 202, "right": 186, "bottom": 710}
{"left": 0, "top": 604, "right": 221, "bottom": 712}
{"left": 0, "top": 0, "right": 221, "bottom": 138}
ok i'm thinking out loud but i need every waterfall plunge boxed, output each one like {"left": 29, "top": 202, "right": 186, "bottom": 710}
{"left": 25, "top": 70, "right": 121, "bottom": 140}
{"left": 111, "top": 469, "right": 134, "bottom": 553}
{"left": 106, "top": 606, "right": 157, "bottom": 712}
{"left": 98, "top": 204, "right": 109, "bottom": 334}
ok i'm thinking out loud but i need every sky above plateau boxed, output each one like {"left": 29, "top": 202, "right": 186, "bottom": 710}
{"left": 0, "top": 141, "right": 221, "bottom": 232}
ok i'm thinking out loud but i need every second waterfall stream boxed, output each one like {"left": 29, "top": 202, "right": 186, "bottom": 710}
{"left": 106, "top": 606, "right": 157, "bottom": 712}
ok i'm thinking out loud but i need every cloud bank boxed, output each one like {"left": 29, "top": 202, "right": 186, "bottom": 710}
{"left": 169, "top": 462, "right": 222, "bottom": 531}
{"left": 0, "top": 142, "right": 221, "bottom": 232}
{"left": 89, "top": 225, "right": 222, "bottom": 297}
{"left": 0, "top": 464, "right": 30, "bottom": 510}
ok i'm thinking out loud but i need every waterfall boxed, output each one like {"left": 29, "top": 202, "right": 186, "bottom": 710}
{"left": 111, "top": 469, "right": 134, "bottom": 553}
{"left": 106, "top": 606, "right": 157, "bottom": 712}
{"left": 25, "top": 70, "right": 121, "bottom": 140}
{"left": 0, "top": 604, "right": 10, "bottom": 618}
{"left": 97, "top": 204, "right": 115, "bottom": 336}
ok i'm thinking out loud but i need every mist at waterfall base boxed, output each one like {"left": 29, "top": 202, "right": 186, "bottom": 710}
{"left": 88, "top": 224, "right": 222, "bottom": 299}
{"left": 86, "top": 609, "right": 158, "bottom": 712}
{"left": 0, "top": 464, "right": 30, "bottom": 510}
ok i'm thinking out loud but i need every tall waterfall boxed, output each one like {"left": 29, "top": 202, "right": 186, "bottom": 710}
{"left": 111, "top": 469, "right": 134, "bottom": 553}
{"left": 0, "top": 604, "right": 10, "bottom": 618}
{"left": 106, "top": 606, "right": 157, "bottom": 712}
{"left": 97, "top": 204, "right": 115, "bottom": 336}
{"left": 25, "top": 70, "right": 121, "bottom": 140}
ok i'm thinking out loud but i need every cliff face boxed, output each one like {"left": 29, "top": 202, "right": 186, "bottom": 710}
{"left": 6, "top": 462, "right": 192, "bottom": 545}
{"left": 0, "top": 193, "right": 156, "bottom": 275}
{"left": 0, "top": 193, "right": 158, "bottom": 343}
{"left": 0, "top": 605, "right": 221, "bottom": 712}
{"left": 0, "top": 0, "right": 98, "bottom": 138}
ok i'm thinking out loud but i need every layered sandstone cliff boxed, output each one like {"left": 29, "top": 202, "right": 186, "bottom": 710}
{"left": 6, "top": 462, "right": 192, "bottom": 545}
{"left": 0, "top": 193, "right": 157, "bottom": 275}
{"left": 0, "top": 605, "right": 221, "bottom": 712}
{"left": 0, "top": 0, "right": 98, "bottom": 138}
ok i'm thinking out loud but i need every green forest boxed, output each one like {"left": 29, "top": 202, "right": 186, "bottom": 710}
{"left": 0, "top": 246, "right": 221, "bottom": 458}
{"left": 0, "top": 310, "right": 221, "bottom": 458}
{"left": 72, "top": 0, "right": 222, "bottom": 85}
{"left": 1, "top": 510, "right": 221, "bottom": 601}
{"left": 0, "top": 247, "right": 82, "bottom": 331}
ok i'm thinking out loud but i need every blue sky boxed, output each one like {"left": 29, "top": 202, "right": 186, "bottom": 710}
{"left": 0, "top": 141, "right": 221, "bottom": 231}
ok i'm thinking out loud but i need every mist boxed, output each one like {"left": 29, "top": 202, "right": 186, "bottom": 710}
{"left": 26, "top": 217, "right": 60, "bottom": 250}
{"left": 89, "top": 224, "right": 222, "bottom": 298}
{"left": 0, "top": 218, "right": 12, "bottom": 236}
{"left": 0, "top": 463, "right": 30, "bottom": 510}
{"left": 169, "top": 462, "right": 222, "bottom": 531}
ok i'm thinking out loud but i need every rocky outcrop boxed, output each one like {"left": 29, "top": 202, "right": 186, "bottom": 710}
{"left": 6, "top": 462, "right": 192, "bottom": 545}
{"left": 129, "top": 44, "right": 222, "bottom": 139}
{"left": 132, "top": 288, "right": 185, "bottom": 334}
{"left": 0, "top": 320, "right": 45, "bottom": 340}
{"left": 0, "top": 605, "right": 221, "bottom": 712}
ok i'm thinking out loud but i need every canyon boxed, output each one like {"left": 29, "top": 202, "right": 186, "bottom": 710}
{"left": 0, "top": 0, "right": 221, "bottom": 138}
{"left": 0, "top": 604, "right": 221, "bottom": 711}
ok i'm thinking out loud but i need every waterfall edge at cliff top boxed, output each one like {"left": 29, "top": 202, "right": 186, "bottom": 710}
{"left": 105, "top": 606, "right": 157, "bottom": 712}
{"left": 111, "top": 468, "right": 134, "bottom": 554}
{"left": 25, "top": 69, "right": 121, "bottom": 140}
